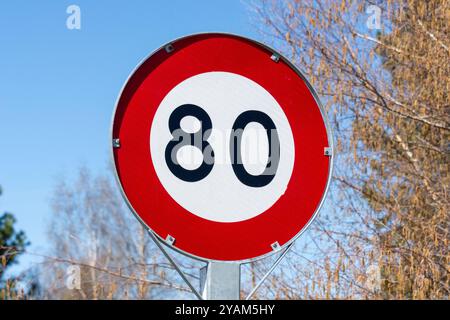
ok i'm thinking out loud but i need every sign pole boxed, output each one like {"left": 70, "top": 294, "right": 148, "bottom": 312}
{"left": 201, "top": 262, "right": 240, "bottom": 300}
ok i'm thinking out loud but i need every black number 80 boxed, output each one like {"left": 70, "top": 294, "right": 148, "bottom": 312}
{"left": 165, "top": 104, "right": 280, "bottom": 188}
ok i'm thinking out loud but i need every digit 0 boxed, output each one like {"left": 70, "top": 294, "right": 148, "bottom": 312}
{"left": 230, "top": 110, "right": 280, "bottom": 187}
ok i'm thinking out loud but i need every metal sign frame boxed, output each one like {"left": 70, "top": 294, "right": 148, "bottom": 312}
{"left": 110, "top": 32, "right": 334, "bottom": 299}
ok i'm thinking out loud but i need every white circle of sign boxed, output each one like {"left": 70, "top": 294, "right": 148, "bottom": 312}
{"left": 150, "top": 71, "right": 295, "bottom": 222}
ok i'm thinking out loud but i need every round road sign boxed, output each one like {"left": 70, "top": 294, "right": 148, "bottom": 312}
{"left": 111, "top": 33, "right": 333, "bottom": 262}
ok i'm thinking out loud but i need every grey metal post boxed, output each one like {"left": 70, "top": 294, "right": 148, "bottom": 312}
{"left": 200, "top": 262, "right": 240, "bottom": 300}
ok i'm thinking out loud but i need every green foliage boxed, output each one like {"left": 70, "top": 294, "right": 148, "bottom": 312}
{"left": 0, "top": 186, "right": 30, "bottom": 284}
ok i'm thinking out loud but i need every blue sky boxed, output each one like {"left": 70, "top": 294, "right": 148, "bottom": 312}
{"left": 0, "top": 1, "right": 259, "bottom": 271}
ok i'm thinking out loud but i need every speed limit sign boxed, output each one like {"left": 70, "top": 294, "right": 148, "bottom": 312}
{"left": 112, "top": 33, "right": 332, "bottom": 262}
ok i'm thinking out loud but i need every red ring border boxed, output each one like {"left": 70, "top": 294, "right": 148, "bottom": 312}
{"left": 112, "top": 33, "right": 331, "bottom": 261}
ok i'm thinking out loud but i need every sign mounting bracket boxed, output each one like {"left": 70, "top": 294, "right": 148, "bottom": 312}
{"left": 146, "top": 230, "right": 203, "bottom": 300}
{"left": 245, "top": 242, "right": 295, "bottom": 300}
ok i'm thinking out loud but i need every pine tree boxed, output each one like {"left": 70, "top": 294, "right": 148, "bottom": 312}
{"left": 0, "top": 185, "right": 30, "bottom": 296}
